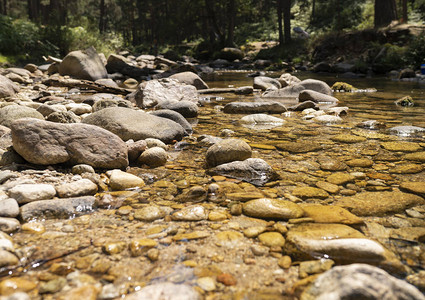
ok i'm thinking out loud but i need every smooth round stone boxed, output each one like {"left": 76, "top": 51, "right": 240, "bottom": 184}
{"left": 390, "top": 164, "right": 423, "bottom": 174}
{"left": 0, "top": 198, "right": 19, "bottom": 217}
{"left": 326, "top": 172, "right": 355, "bottom": 185}
{"left": 197, "top": 277, "right": 216, "bottom": 292}
{"left": 133, "top": 206, "right": 165, "bottom": 221}
{"left": 243, "top": 226, "right": 267, "bottom": 238}
{"left": 171, "top": 205, "right": 207, "bottom": 221}
{"left": 331, "top": 134, "right": 367, "bottom": 143}
{"left": 0, "top": 217, "right": 20, "bottom": 233}
{"left": 55, "top": 179, "right": 98, "bottom": 198}
{"left": 399, "top": 182, "right": 425, "bottom": 196}
{"left": 71, "top": 164, "right": 95, "bottom": 174}
{"left": 127, "top": 139, "right": 148, "bottom": 162}
{"left": 315, "top": 181, "right": 340, "bottom": 194}
{"left": 0, "top": 249, "right": 19, "bottom": 268}
{"left": 129, "top": 239, "right": 157, "bottom": 257}
{"left": 145, "top": 138, "right": 167, "bottom": 150}
{"left": 208, "top": 211, "right": 228, "bottom": 221}
{"left": 147, "top": 248, "right": 159, "bottom": 261}
{"left": 102, "top": 241, "right": 126, "bottom": 255}
{"left": 215, "top": 231, "right": 244, "bottom": 242}
{"left": 335, "top": 191, "right": 425, "bottom": 216}
{"left": 21, "top": 222, "right": 45, "bottom": 234}
{"left": 278, "top": 255, "right": 292, "bottom": 269}
{"left": 300, "top": 204, "right": 363, "bottom": 225}
{"left": 292, "top": 187, "right": 329, "bottom": 199}
{"left": 109, "top": 170, "right": 145, "bottom": 190}
{"left": 381, "top": 141, "right": 422, "bottom": 152}
{"left": 403, "top": 151, "right": 425, "bottom": 162}
{"left": 258, "top": 232, "right": 285, "bottom": 247}
{"left": 206, "top": 138, "right": 252, "bottom": 167}
{"left": 8, "top": 183, "right": 56, "bottom": 204}
{"left": 137, "top": 146, "right": 168, "bottom": 167}
{"left": 251, "top": 244, "right": 269, "bottom": 256}
{"left": 346, "top": 158, "right": 373, "bottom": 168}
{"left": 59, "top": 285, "right": 99, "bottom": 300}
{"left": 0, "top": 278, "right": 37, "bottom": 296}
{"left": 275, "top": 141, "right": 322, "bottom": 153}
{"left": 243, "top": 198, "right": 304, "bottom": 220}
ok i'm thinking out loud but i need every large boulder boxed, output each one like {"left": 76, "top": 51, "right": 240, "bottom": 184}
{"left": 253, "top": 76, "right": 281, "bottom": 91}
{"left": 298, "top": 90, "right": 339, "bottom": 103}
{"left": 58, "top": 47, "right": 108, "bottom": 81}
{"left": 218, "top": 47, "right": 244, "bottom": 61}
{"left": 155, "top": 100, "right": 199, "bottom": 118}
{"left": 128, "top": 78, "right": 198, "bottom": 109}
{"left": 106, "top": 54, "right": 149, "bottom": 77}
{"left": 150, "top": 109, "right": 192, "bottom": 135}
{"left": 169, "top": 72, "right": 209, "bottom": 90}
{"left": 301, "top": 264, "right": 425, "bottom": 300}
{"left": 11, "top": 118, "right": 128, "bottom": 169}
{"left": 0, "top": 105, "right": 44, "bottom": 128}
{"left": 0, "top": 75, "right": 20, "bottom": 98}
{"left": 263, "top": 79, "right": 332, "bottom": 98}
{"left": 206, "top": 138, "right": 252, "bottom": 167}
{"left": 83, "top": 107, "right": 185, "bottom": 143}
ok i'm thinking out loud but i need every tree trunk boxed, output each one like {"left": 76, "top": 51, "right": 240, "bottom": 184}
{"left": 283, "top": 0, "right": 291, "bottom": 43}
{"left": 277, "top": 0, "right": 284, "bottom": 46}
{"left": 27, "top": 0, "right": 40, "bottom": 22}
{"left": 374, "top": 0, "right": 397, "bottom": 28}
{"left": 402, "top": 0, "right": 408, "bottom": 23}
{"left": 205, "top": 0, "right": 224, "bottom": 46}
{"left": 99, "top": 0, "right": 106, "bottom": 33}
{"left": 226, "top": 0, "right": 236, "bottom": 47}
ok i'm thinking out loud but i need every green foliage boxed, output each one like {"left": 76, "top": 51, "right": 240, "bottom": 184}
{"left": 403, "top": 34, "right": 425, "bottom": 68}
{"left": 256, "top": 39, "right": 309, "bottom": 62}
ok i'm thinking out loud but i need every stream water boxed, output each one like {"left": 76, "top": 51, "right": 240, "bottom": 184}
{"left": 2, "top": 72, "right": 425, "bottom": 299}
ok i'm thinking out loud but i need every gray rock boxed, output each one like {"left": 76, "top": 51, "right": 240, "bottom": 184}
{"left": 253, "top": 76, "right": 282, "bottom": 91}
{"left": 206, "top": 138, "right": 252, "bottom": 167}
{"left": 58, "top": 47, "right": 108, "bottom": 81}
{"left": 137, "top": 146, "right": 168, "bottom": 167}
{"left": 333, "top": 62, "right": 355, "bottom": 73}
{"left": 127, "top": 140, "right": 148, "bottom": 162}
{"left": 4, "top": 67, "right": 31, "bottom": 78}
{"left": 92, "top": 98, "right": 133, "bottom": 112}
{"left": 240, "top": 114, "right": 285, "bottom": 130}
{"left": 125, "top": 282, "right": 200, "bottom": 300}
{"left": 299, "top": 90, "right": 339, "bottom": 103}
{"left": 278, "top": 73, "right": 301, "bottom": 87}
{"left": 263, "top": 79, "right": 332, "bottom": 98}
{"left": 313, "top": 115, "right": 343, "bottom": 124}
{"left": 46, "top": 111, "right": 80, "bottom": 123}
{"left": 129, "top": 78, "right": 198, "bottom": 109}
{"left": 0, "top": 170, "right": 18, "bottom": 184}
{"left": 55, "top": 179, "right": 98, "bottom": 198}
{"left": 11, "top": 118, "right": 129, "bottom": 169}
{"left": 223, "top": 101, "right": 287, "bottom": 114}
{"left": 36, "top": 104, "right": 67, "bottom": 117}
{"left": 145, "top": 138, "right": 167, "bottom": 149}
{"left": 0, "top": 105, "right": 44, "bottom": 127}
{"left": 288, "top": 101, "right": 318, "bottom": 111}
{"left": 95, "top": 78, "right": 119, "bottom": 88}
{"left": 0, "top": 197, "right": 20, "bottom": 217}
{"left": 0, "top": 75, "right": 20, "bottom": 98}
{"left": 8, "top": 183, "right": 56, "bottom": 204}
{"left": 150, "top": 109, "right": 192, "bottom": 134}
{"left": 219, "top": 47, "right": 244, "bottom": 61}
{"left": 71, "top": 164, "right": 95, "bottom": 174}
{"left": 169, "top": 71, "right": 209, "bottom": 90}
{"left": 208, "top": 158, "right": 278, "bottom": 186}
{"left": 20, "top": 196, "right": 95, "bottom": 221}
{"left": 83, "top": 107, "right": 185, "bottom": 143}
{"left": 399, "top": 68, "right": 416, "bottom": 79}
{"left": 235, "top": 86, "right": 254, "bottom": 95}
{"left": 389, "top": 125, "right": 425, "bottom": 137}
{"left": 155, "top": 100, "right": 199, "bottom": 118}
{"left": 106, "top": 54, "right": 149, "bottom": 77}
{"left": 210, "top": 59, "right": 230, "bottom": 68}
{"left": 0, "top": 217, "right": 20, "bottom": 233}
{"left": 301, "top": 264, "right": 425, "bottom": 300}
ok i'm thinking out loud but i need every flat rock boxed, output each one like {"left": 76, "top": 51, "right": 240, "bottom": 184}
{"left": 263, "top": 79, "right": 332, "bottom": 98}
{"left": 292, "top": 187, "right": 329, "bottom": 199}
{"left": 169, "top": 71, "right": 209, "bottom": 90}
{"left": 275, "top": 141, "right": 322, "bottom": 153}
{"left": 346, "top": 158, "right": 373, "bottom": 167}
{"left": 243, "top": 198, "right": 304, "bottom": 220}
{"left": 253, "top": 76, "right": 281, "bottom": 91}
{"left": 299, "top": 90, "right": 339, "bottom": 103}
{"left": 301, "top": 264, "right": 425, "bottom": 300}
{"left": 125, "top": 282, "right": 200, "bottom": 300}
{"left": 258, "top": 232, "right": 285, "bottom": 247}
{"left": 300, "top": 204, "right": 363, "bottom": 224}
{"left": 313, "top": 115, "right": 342, "bottom": 124}
{"left": 20, "top": 196, "right": 95, "bottom": 221}
{"left": 326, "top": 172, "right": 355, "bottom": 185}
{"left": 133, "top": 206, "right": 166, "bottom": 221}
{"left": 335, "top": 191, "right": 425, "bottom": 216}
{"left": 11, "top": 118, "right": 129, "bottom": 169}
{"left": 83, "top": 107, "right": 185, "bottom": 143}
{"left": 206, "top": 138, "right": 252, "bottom": 167}
{"left": 0, "top": 105, "right": 44, "bottom": 128}
{"left": 55, "top": 179, "right": 98, "bottom": 198}
{"left": 390, "top": 163, "right": 423, "bottom": 174}
{"left": 389, "top": 125, "right": 425, "bottom": 136}
{"left": 208, "top": 158, "right": 278, "bottom": 186}
{"left": 240, "top": 114, "right": 285, "bottom": 130}
{"left": 403, "top": 151, "right": 425, "bottom": 162}
{"left": 8, "top": 183, "right": 56, "bottom": 204}
{"left": 331, "top": 134, "right": 367, "bottom": 143}
{"left": 223, "top": 102, "right": 287, "bottom": 114}
{"left": 381, "top": 141, "right": 422, "bottom": 152}
{"left": 399, "top": 182, "right": 425, "bottom": 196}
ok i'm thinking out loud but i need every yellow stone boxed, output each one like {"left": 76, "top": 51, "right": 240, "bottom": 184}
{"left": 58, "top": 285, "right": 99, "bottom": 300}
{"left": 208, "top": 211, "right": 228, "bottom": 221}
{"left": 172, "top": 231, "right": 210, "bottom": 241}
{"left": 300, "top": 204, "right": 363, "bottom": 225}
{"left": 102, "top": 241, "right": 126, "bottom": 255}
{"left": 0, "top": 278, "right": 37, "bottom": 296}
{"left": 249, "top": 143, "right": 276, "bottom": 150}
{"left": 258, "top": 232, "right": 285, "bottom": 247}
{"left": 183, "top": 260, "right": 198, "bottom": 267}
{"left": 215, "top": 231, "right": 244, "bottom": 242}
{"left": 381, "top": 141, "right": 422, "bottom": 152}
{"left": 129, "top": 239, "right": 157, "bottom": 257}
{"left": 278, "top": 255, "right": 292, "bottom": 269}
{"left": 21, "top": 222, "right": 45, "bottom": 234}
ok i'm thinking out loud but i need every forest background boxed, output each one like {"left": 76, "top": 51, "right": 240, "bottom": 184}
{"left": 1, "top": 0, "right": 425, "bottom": 72}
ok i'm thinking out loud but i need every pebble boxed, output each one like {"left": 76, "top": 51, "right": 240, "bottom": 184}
{"left": 243, "top": 226, "right": 267, "bottom": 238}
{"left": 292, "top": 187, "right": 329, "bottom": 199}
{"left": 251, "top": 244, "right": 269, "bottom": 256}
{"left": 133, "top": 206, "right": 166, "bottom": 221}
{"left": 147, "top": 248, "right": 159, "bottom": 261}
{"left": 108, "top": 170, "right": 145, "bottom": 190}
{"left": 102, "top": 241, "right": 126, "bottom": 255}
{"left": 315, "top": 181, "right": 340, "bottom": 194}
{"left": 172, "top": 231, "right": 210, "bottom": 241}
{"left": 326, "top": 172, "right": 355, "bottom": 185}
{"left": 171, "top": 205, "right": 208, "bottom": 221}
{"left": 137, "top": 146, "right": 168, "bottom": 167}
{"left": 21, "top": 222, "right": 46, "bottom": 234}
{"left": 331, "top": 134, "right": 367, "bottom": 143}
{"left": 299, "top": 259, "right": 334, "bottom": 278}
{"left": 390, "top": 164, "right": 423, "bottom": 174}
{"left": 258, "top": 232, "right": 285, "bottom": 247}
{"left": 0, "top": 249, "right": 19, "bottom": 267}
{"left": 197, "top": 277, "right": 216, "bottom": 292}
{"left": 0, "top": 198, "right": 19, "bottom": 217}
{"left": 278, "top": 255, "right": 292, "bottom": 269}
{"left": 346, "top": 158, "right": 373, "bottom": 167}
{"left": 129, "top": 239, "right": 157, "bottom": 256}
{"left": 39, "top": 277, "right": 67, "bottom": 294}
{"left": 217, "top": 273, "right": 237, "bottom": 286}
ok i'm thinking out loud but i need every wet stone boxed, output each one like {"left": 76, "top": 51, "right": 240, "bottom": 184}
{"left": 404, "top": 151, "right": 425, "bottom": 162}
{"left": 102, "top": 241, "right": 126, "bottom": 255}
{"left": 125, "top": 282, "right": 200, "bottom": 300}
{"left": 39, "top": 277, "right": 67, "bottom": 294}
{"left": 381, "top": 141, "right": 422, "bottom": 152}
{"left": 108, "top": 170, "right": 145, "bottom": 190}
{"left": 389, "top": 164, "right": 423, "bottom": 174}
{"left": 258, "top": 232, "right": 285, "bottom": 248}
{"left": 399, "top": 182, "right": 425, "bottom": 196}
{"left": 331, "top": 134, "right": 367, "bottom": 143}
{"left": 55, "top": 179, "right": 98, "bottom": 198}
{"left": 0, "top": 249, "right": 19, "bottom": 268}
{"left": 0, "top": 217, "right": 20, "bottom": 233}
{"left": 278, "top": 255, "right": 292, "bottom": 269}
{"left": 318, "top": 157, "right": 347, "bottom": 171}
{"left": 243, "top": 226, "right": 267, "bottom": 238}
{"left": 242, "top": 198, "right": 304, "bottom": 220}
{"left": 129, "top": 239, "right": 157, "bottom": 256}
{"left": 171, "top": 205, "right": 207, "bottom": 221}
{"left": 346, "top": 158, "right": 374, "bottom": 168}
{"left": 133, "top": 206, "right": 166, "bottom": 221}
{"left": 292, "top": 187, "right": 329, "bottom": 199}
{"left": 315, "top": 181, "right": 340, "bottom": 194}
{"left": 326, "top": 172, "right": 355, "bottom": 185}
{"left": 300, "top": 204, "right": 363, "bottom": 225}
{"left": 197, "top": 277, "right": 216, "bottom": 292}
{"left": 275, "top": 141, "right": 322, "bottom": 153}
{"left": 172, "top": 231, "right": 210, "bottom": 241}
{"left": 299, "top": 259, "right": 334, "bottom": 278}
{"left": 0, "top": 278, "right": 37, "bottom": 296}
